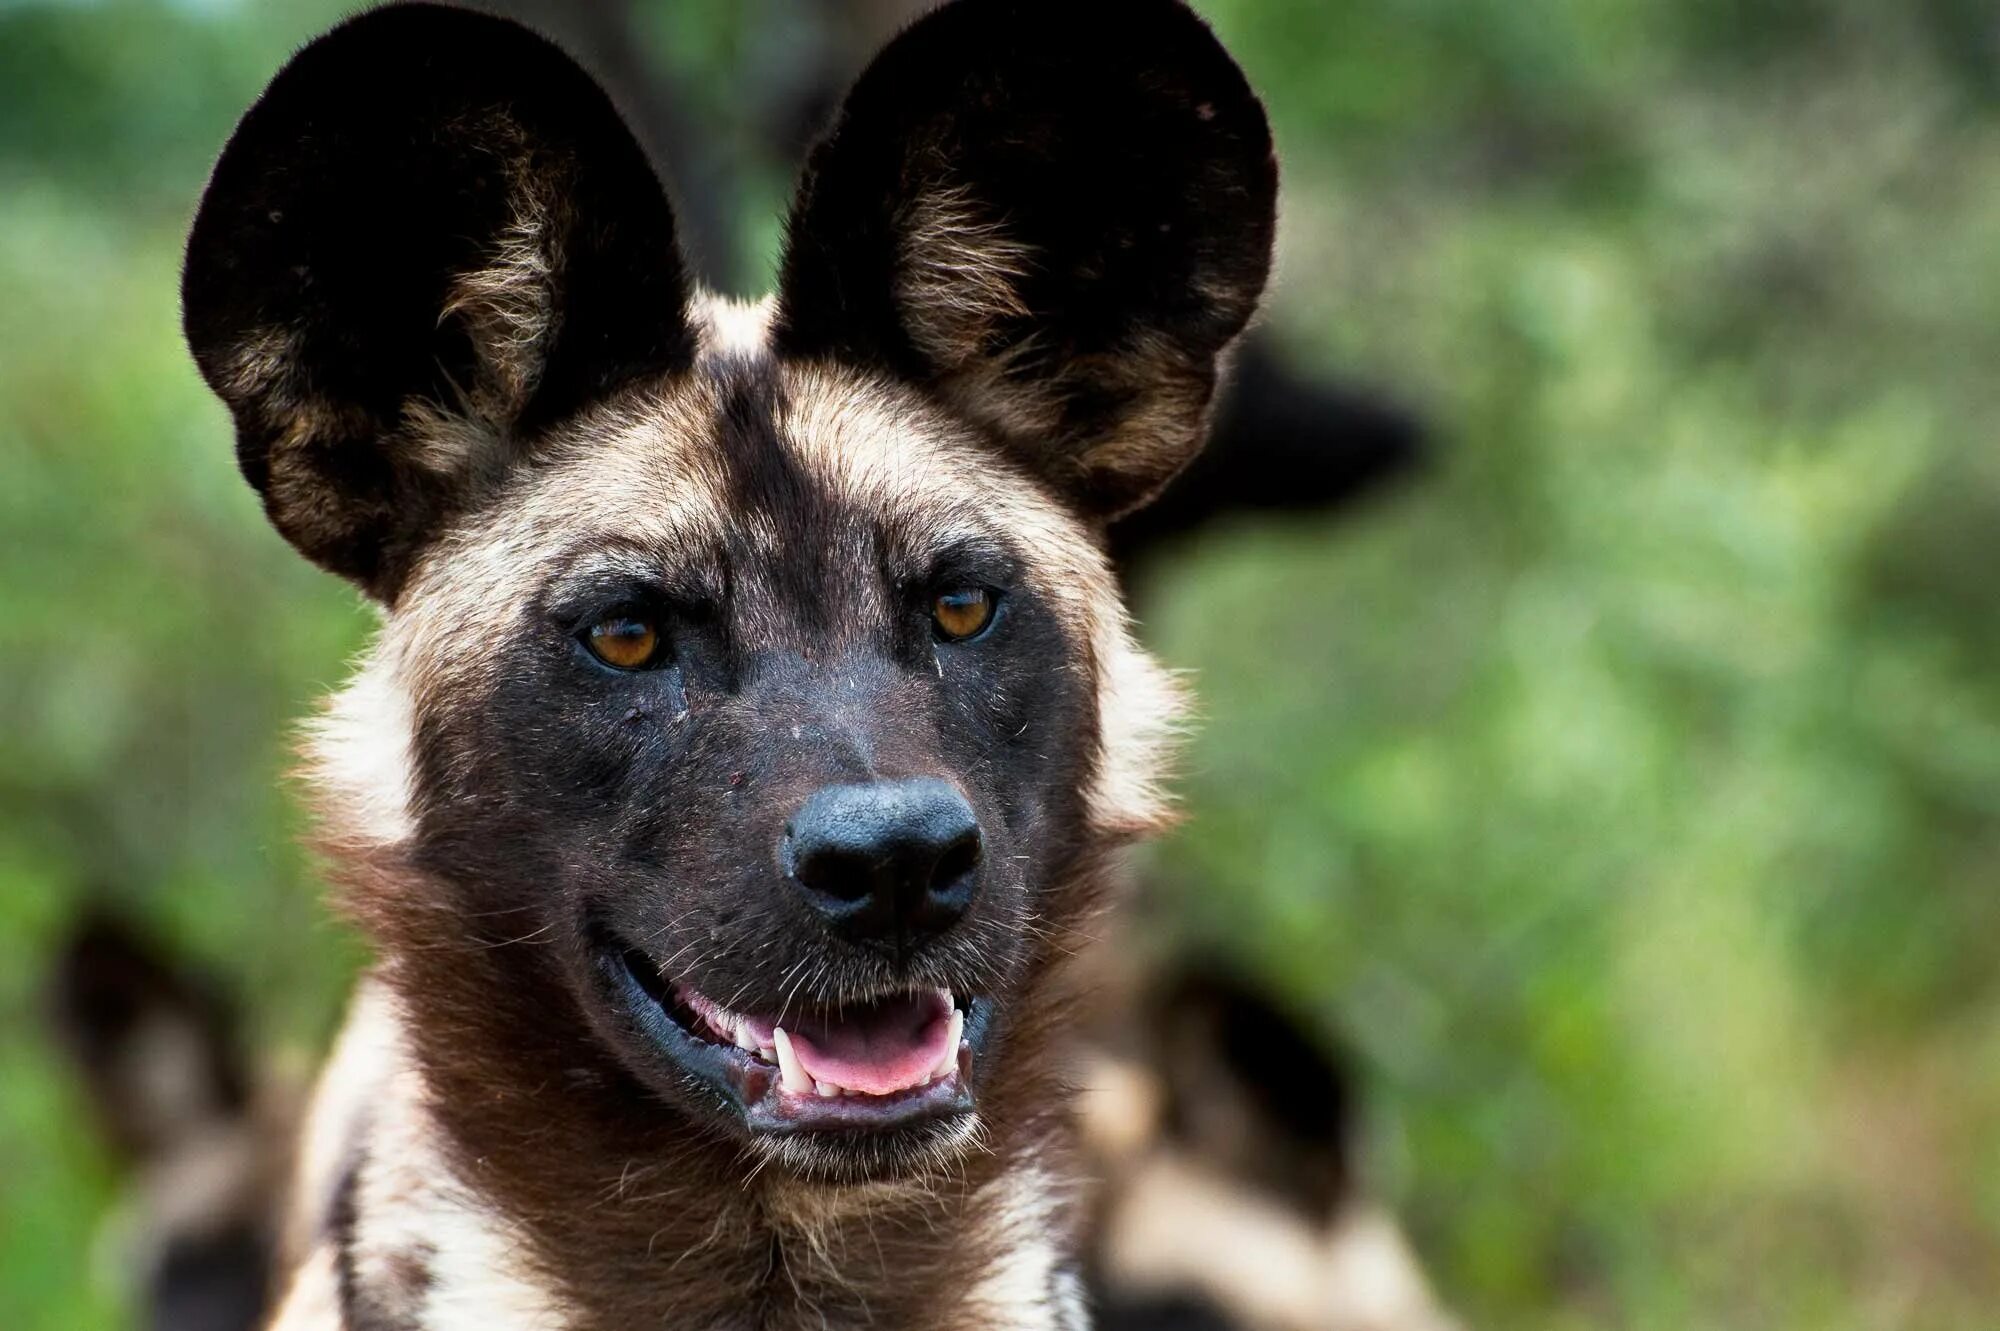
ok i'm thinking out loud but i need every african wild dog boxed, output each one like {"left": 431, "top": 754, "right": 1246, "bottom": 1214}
{"left": 180, "top": 1, "right": 1275, "bottom": 1325}
{"left": 1074, "top": 956, "right": 1460, "bottom": 1331}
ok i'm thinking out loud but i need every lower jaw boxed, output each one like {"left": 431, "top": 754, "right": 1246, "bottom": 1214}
{"left": 596, "top": 938, "right": 993, "bottom": 1144}
{"left": 744, "top": 1056, "right": 975, "bottom": 1137}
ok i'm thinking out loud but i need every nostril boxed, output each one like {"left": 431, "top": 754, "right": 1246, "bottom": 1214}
{"left": 792, "top": 843, "right": 879, "bottom": 904}
{"left": 928, "top": 829, "right": 981, "bottom": 900}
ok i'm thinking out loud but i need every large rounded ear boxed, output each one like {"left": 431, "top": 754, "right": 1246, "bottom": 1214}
{"left": 773, "top": 0, "right": 1276, "bottom": 519}
{"left": 182, "top": 4, "right": 694, "bottom": 600}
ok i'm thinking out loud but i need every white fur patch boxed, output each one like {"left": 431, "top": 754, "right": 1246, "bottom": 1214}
{"left": 1087, "top": 623, "right": 1189, "bottom": 839}
{"left": 960, "top": 1163, "right": 1076, "bottom": 1329}
{"left": 354, "top": 1106, "right": 570, "bottom": 1331}
{"left": 278, "top": 981, "right": 571, "bottom": 1331}
{"left": 697, "top": 292, "right": 775, "bottom": 361}
{"left": 266, "top": 1243, "right": 341, "bottom": 1331}
{"left": 302, "top": 632, "right": 419, "bottom": 849}
{"left": 282, "top": 980, "right": 400, "bottom": 1262}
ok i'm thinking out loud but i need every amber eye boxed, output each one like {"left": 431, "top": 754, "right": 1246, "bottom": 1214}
{"left": 582, "top": 612, "right": 662, "bottom": 670}
{"left": 931, "top": 587, "right": 997, "bottom": 642}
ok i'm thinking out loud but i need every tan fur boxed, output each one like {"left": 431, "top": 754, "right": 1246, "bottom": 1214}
{"left": 370, "top": 377, "right": 733, "bottom": 738}
{"left": 884, "top": 203, "right": 1236, "bottom": 523}
{"left": 1087, "top": 633, "right": 1188, "bottom": 838}
{"left": 437, "top": 118, "right": 570, "bottom": 423}
{"left": 399, "top": 397, "right": 512, "bottom": 485}
{"left": 895, "top": 183, "right": 1036, "bottom": 370}
{"left": 959, "top": 1164, "right": 1083, "bottom": 1327}
{"left": 215, "top": 325, "right": 305, "bottom": 413}
{"left": 348, "top": 1015, "right": 570, "bottom": 1329}
{"left": 1058, "top": 333, "right": 1218, "bottom": 509}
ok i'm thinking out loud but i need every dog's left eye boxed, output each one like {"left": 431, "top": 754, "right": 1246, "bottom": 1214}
{"left": 581, "top": 611, "right": 664, "bottom": 670}
{"left": 931, "top": 588, "right": 997, "bottom": 642}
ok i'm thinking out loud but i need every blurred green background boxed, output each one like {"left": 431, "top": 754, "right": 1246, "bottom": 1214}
{"left": 5, "top": 1, "right": 2000, "bottom": 1327}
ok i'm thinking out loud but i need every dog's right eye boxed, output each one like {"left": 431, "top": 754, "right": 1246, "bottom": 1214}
{"left": 580, "top": 611, "right": 664, "bottom": 671}
{"left": 931, "top": 587, "right": 997, "bottom": 643}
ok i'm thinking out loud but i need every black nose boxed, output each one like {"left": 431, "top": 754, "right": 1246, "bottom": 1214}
{"left": 784, "top": 777, "right": 982, "bottom": 946}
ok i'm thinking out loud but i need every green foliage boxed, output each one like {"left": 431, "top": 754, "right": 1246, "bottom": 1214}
{"left": 1160, "top": 2, "right": 2000, "bottom": 1324}
{"left": 1, "top": 6, "right": 362, "bottom": 1328}
{"left": 3, "top": 2, "right": 1997, "bottom": 1327}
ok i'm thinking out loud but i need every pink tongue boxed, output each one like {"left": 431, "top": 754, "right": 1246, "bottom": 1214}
{"left": 783, "top": 992, "right": 955, "bottom": 1097}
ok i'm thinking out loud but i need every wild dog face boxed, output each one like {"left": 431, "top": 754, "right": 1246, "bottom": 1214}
{"left": 183, "top": 0, "right": 1274, "bottom": 1184}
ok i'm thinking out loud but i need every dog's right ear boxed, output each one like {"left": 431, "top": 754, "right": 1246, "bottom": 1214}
{"left": 182, "top": 4, "right": 693, "bottom": 601}
{"left": 773, "top": 0, "right": 1276, "bottom": 520}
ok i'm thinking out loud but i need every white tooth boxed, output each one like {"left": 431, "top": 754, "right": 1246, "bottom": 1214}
{"left": 932, "top": 1008, "right": 964, "bottom": 1082}
{"left": 733, "top": 1021, "right": 758, "bottom": 1054}
{"left": 758, "top": 1045, "right": 776, "bottom": 1064}
{"left": 815, "top": 1080, "right": 840, "bottom": 1098}
{"left": 773, "top": 1028, "right": 812, "bottom": 1096}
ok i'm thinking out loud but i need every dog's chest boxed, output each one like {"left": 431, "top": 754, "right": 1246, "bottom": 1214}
{"left": 270, "top": 990, "right": 1086, "bottom": 1331}
{"left": 290, "top": 1167, "right": 1087, "bottom": 1331}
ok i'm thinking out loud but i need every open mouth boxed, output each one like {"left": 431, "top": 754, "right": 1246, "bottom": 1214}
{"left": 597, "top": 935, "right": 990, "bottom": 1137}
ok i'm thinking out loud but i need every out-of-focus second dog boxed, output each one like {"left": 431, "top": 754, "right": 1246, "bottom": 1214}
{"left": 1073, "top": 935, "right": 1459, "bottom": 1331}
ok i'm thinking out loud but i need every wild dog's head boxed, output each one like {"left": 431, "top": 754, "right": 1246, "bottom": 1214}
{"left": 183, "top": 0, "right": 1274, "bottom": 1182}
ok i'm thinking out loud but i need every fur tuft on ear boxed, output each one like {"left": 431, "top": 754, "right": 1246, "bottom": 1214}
{"left": 182, "top": 3, "right": 693, "bottom": 599}
{"left": 773, "top": 0, "right": 1277, "bottom": 518}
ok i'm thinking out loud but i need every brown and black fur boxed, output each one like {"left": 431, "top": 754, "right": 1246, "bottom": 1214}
{"left": 179, "top": 3, "right": 1275, "bottom": 1327}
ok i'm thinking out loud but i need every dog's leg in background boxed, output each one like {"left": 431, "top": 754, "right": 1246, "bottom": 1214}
{"left": 46, "top": 910, "right": 291, "bottom": 1331}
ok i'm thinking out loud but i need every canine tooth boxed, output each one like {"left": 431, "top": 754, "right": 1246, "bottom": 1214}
{"left": 773, "top": 1028, "right": 811, "bottom": 1096}
{"left": 815, "top": 1080, "right": 840, "bottom": 1098}
{"left": 932, "top": 1008, "right": 964, "bottom": 1082}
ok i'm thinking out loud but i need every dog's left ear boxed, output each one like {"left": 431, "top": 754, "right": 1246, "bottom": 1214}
{"left": 774, "top": 0, "right": 1277, "bottom": 519}
{"left": 182, "top": 5, "right": 694, "bottom": 600}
